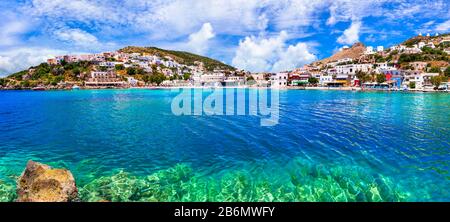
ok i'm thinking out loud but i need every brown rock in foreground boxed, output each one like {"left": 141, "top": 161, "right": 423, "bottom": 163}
{"left": 16, "top": 160, "right": 78, "bottom": 202}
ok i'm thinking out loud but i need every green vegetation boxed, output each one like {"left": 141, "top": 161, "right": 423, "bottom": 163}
{"left": 141, "top": 72, "right": 167, "bottom": 85}
{"left": 431, "top": 75, "right": 446, "bottom": 88}
{"left": 0, "top": 78, "right": 8, "bottom": 87}
{"left": 183, "top": 73, "right": 191, "bottom": 81}
{"left": 169, "top": 74, "right": 181, "bottom": 81}
{"left": 308, "top": 77, "right": 319, "bottom": 85}
{"left": 445, "top": 66, "right": 450, "bottom": 77}
{"left": 428, "top": 66, "right": 441, "bottom": 73}
{"left": 115, "top": 64, "right": 125, "bottom": 71}
{"left": 355, "top": 71, "right": 371, "bottom": 84}
{"left": 119, "top": 46, "right": 235, "bottom": 71}
{"left": 376, "top": 74, "right": 386, "bottom": 83}
{"left": 0, "top": 180, "right": 16, "bottom": 202}
{"left": 8, "top": 61, "right": 92, "bottom": 86}
{"left": 409, "top": 82, "right": 416, "bottom": 89}
{"left": 126, "top": 67, "right": 137, "bottom": 75}
{"left": 398, "top": 54, "right": 423, "bottom": 63}
{"left": 374, "top": 54, "right": 386, "bottom": 63}
{"left": 421, "top": 46, "right": 447, "bottom": 55}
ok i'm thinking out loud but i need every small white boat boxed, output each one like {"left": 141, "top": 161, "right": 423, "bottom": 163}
{"left": 32, "top": 86, "right": 46, "bottom": 91}
{"left": 72, "top": 85, "right": 80, "bottom": 90}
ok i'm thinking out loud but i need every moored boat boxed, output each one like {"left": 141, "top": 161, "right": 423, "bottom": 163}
{"left": 32, "top": 86, "right": 46, "bottom": 91}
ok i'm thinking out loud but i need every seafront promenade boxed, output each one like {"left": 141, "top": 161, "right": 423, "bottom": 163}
{"left": 1, "top": 85, "right": 448, "bottom": 93}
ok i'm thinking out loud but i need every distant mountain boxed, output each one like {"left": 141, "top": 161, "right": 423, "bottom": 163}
{"left": 119, "top": 46, "right": 235, "bottom": 71}
{"left": 313, "top": 42, "right": 366, "bottom": 66}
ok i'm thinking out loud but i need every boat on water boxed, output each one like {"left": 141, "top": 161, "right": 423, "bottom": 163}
{"left": 32, "top": 86, "right": 46, "bottom": 91}
{"left": 72, "top": 85, "right": 80, "bottom": 90}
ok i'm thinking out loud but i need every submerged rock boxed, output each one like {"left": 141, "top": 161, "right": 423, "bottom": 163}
{"left": 16, "top": 160, "right": 78, "bottom": 202}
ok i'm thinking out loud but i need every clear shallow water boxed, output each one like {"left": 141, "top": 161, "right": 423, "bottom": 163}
{"left": 0, "top": 89, "right": 449, "bottom": 201}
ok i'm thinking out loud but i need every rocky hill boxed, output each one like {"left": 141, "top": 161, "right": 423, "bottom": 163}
{"left": 313, "top": 42, "right": 366, "bottom": 66}
{"left": 119, "top": 46, "right": 235, "bottom": 71}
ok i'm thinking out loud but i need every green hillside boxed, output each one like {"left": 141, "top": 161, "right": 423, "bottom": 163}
{"left": 119, "top": 46, "right": 235, "bottom": 71}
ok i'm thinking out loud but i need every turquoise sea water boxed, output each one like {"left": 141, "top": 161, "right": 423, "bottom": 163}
{"left": 0, "top": 89, "right": 449, "bottom": 202}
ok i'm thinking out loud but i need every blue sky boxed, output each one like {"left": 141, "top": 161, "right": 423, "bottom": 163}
{"left": 0, "top": 0, "right": 449, "bottom": 76}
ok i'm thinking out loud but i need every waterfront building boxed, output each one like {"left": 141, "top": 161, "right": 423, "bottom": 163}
{"left": 327, "top": 74, "right": 349, "bottom": 87}
{"left": 126, "top": 77, "right": 141, "bottom": 87}
{"left": 401, "top": 71, "right": 439, "bottom": 90}
{"left": 335, "top": 63, "right": 372, "bottom": 75}
{"left": 223, "top": 76, "right": 245, "bottom": 86}
{"left": 290, "top": 73, "right": 310, "bottom": 86}
{"left": 249, "top": 73, "right": 269, "bottom": 87}
{"left": 270, "top": 72, "right": 288, "bottom": 88}
{"left": 319, "top": 74, "right": 333, "bottom": 86}
{"left": 421, "top": 73, "right": 440, "bottom": 88}
{"left": 85, "top": 71, "right": 125, "bottom": 87}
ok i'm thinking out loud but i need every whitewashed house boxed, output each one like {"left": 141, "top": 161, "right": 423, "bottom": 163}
{"left": 270, "top": 72, "right": 288, "bottom": 88}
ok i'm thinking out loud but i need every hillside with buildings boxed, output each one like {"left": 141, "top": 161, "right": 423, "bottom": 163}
{"left": 0, "top": 33, "right": 449, "bottom": 91}
{"left": 0, "top": 46, "right": 240, "bottom": 89}
{"left": 282, "top": 33, "right": 450, "bottom": 91}
{"left": 119, "top": 46, "right": 236, "bottom": 71}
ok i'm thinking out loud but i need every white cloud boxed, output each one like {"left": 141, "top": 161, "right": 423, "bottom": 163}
{"left": 337, "top": 21, "right": 361, "bottom": 45}
{"left": 0, "top": 12, "right": 30, "bottom": 47}
{"left": 272, "top": 42, "right": 317, "bottom": 72}
{"left": 0, "top": 47, "right": 71, "bottom": 77}
{"left": 185, "top": 23, "right": 215, "bottom": 55}
{"left": 54, "top": 28, "right": 99, "bottom": 47}
{"left": 0, "top": 20, "right": 28, "bottom": 46}
{"left": 326, "top": 0, "right": 387, "bottom": 25}
{"left": 435, "top": 20, "right": 450, "bottom": 32}
{"left": 27, "top": 0, "right": 113, "bottom": 22}
{"left": 232, "top": 31, "right": 316, "bottom": 72}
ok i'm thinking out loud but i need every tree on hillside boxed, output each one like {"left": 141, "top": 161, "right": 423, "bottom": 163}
{"left": 150, "top": 73, "right": 167, "bottom": 85}
{"left": 355, "top": 70, "right": 370, "bottom": 84}
{"left": 183, "top": 73, "right": 191, "bottom": 80}
{"left": 308, "top": 77, "right": 319, "bottom": 86}
{"left": 60, "top": 60, "right": 67, "bottom": 66}
{"left": 115, "top": 64, "right": 125, "bottom": 71}
{"left": 0, "top": 78, "right": 9, "bottom": 86}
{"left": 444, "top": 66, "right": 450, "bottom": 77}
{"left": 429, "top": 66, "right": 441, "bottom": 73}
{"left": 431, "top": 75, "right": 445, "bottom": 89}
{"left": 126, "top": 67, "right": 137, "bottom": 75}
{"left": 376, "top": 74, "right": 386, "bottom": 84}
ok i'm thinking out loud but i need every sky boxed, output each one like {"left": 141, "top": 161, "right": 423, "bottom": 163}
{"left": 0, "top": 0, "right": 449, "bottom": 76}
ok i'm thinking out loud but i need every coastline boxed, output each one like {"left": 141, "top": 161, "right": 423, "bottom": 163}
{"left": 1, "top": 86, "right": 449, "bottom": 93}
